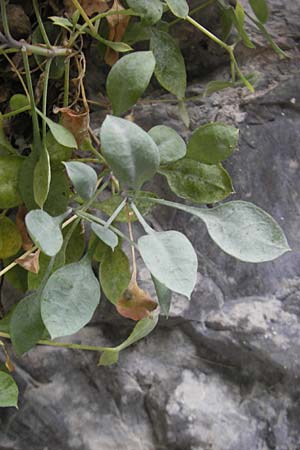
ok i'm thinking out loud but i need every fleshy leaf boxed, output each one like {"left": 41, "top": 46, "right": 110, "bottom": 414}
{"left": 150, "top": 29, "right": 186, "bottom": 100}
{"left": 100, "top": 246, "right": 131, "bottom": 304}
{"left": 187, "top": 123, "right": 239, "bottom": 164}
{"left": 149, "top": 125, "right": 186, "bottom": 165}
{"left": 10, "top": 292, "right": 45, "bottom": 355}
{"left": 126, "top": 0, "right": 163, "bottom": 25}
{"left": 100, "top": 115, "right": 160, "bottom": 190}
{"left": 41, "top": 257, "right": 101, "bottom": 339}
{"left": 63, "top": 161, "right": 97, "bottom": 200}
{"left": 25, "top": 210, "right": 67, "bottom": 257}
{"left": 0, "top": 217, "right": 22, "bottom": 259}
{"left": 0, "top": 156, "right": 23, "bottom": 208}
{"left": 249, "top": 0, "right": 269, "bottom": 23}
{"left": 91, "top": 223, "right": 118, "bottom": 250}
{"left": 159, "top": 159, "right": 234, "bottom": 204}
{"left": 107, "top": 51, "right": 155, "bottom": 116}
{"left": 138, "top": 230, "right": 198, "bottom": 298}
{"left": 39, "top": 112, "right": 77, "bottom": 148}
{"left": 98, "top": 314, "right": 159, "bottom": 366}
{"left": 165, "top": 0, "right": 189, "bottom": 18}
{"left": 145, "top": 198, "right": 291, "bottom": 263}
{"left": 152, "top": 276, "right": 172, "bottom": 317}
{"left": 0, "top": 372, "right": 18, "bottom": 408}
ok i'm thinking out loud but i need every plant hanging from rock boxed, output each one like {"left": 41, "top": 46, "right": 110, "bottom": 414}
{"left": 0, "top": 0, "right": 290, "bottom": 408}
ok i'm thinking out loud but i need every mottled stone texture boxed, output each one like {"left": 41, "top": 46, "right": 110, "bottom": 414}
{"left": 1, "top": 1, "right": 300, "bottom": 449}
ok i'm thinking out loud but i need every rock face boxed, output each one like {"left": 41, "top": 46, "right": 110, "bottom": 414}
{"left": 1, "top": 1, "right": 300, "bottom": 450}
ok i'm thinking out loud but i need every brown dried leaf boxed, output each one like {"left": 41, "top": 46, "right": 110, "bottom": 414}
{"left": 116, "top": 280, "right": 158, "bottom": 321}
{"left": 58, "top": 108, "right": 90, "bottom": 146}
{"left": 0, "top": 340, "right": 15, "bottom": 373}
{"left": 16, "top": 250, "right": 40, "bottom": 274}
{"left": 105, "top": 0, "right": 130, "bottom": 66}
{"left": 64, "top": 0, "right": 109, "bottom": 17}
{"left": 16, "top": 205, "right": 33, "bottom": 251}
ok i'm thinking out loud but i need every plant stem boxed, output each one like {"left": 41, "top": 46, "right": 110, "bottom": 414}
{"left": 130, "top": 202, "right": 155, "bottom": 235}
{"left": 1, "top": 105, "right": 31, "bottom": 120}
{"left": 169, "top": 0, "right": 216, "bottom": 27}
{"left": 71, "top": 0, "right": 97, "bottom": 35}
{"left": 22, "top": 49, "right": 41, "bottom": 151}
{"left": 104, "top": 198, "right": 127, "bottom": 228}
{"left": 126, "top": 203, "right": 137, "bottom": 283}
{"left": 63, "top": 58, "right": 70, "bottom": 107}
{"left": 42, "top": 59, "right": 52, "bottom": 144}
{"left": 0, "top": 331, "right": 107, "bottom": 352}
{"left": 32, "top": 0, "right": 51, "bottom": 48}
{"left": 186, "top": 15, "right": 230, "bottom": 51}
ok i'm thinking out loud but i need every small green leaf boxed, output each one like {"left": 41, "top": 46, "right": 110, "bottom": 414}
{"left": 187, "top": 123, "right": 239, "bottom": 164}
{"left": 100, "top": 246, "right": 131, "bottom": 304}
{"left": 148, "top": 125, "right": 186, "bottom": 164}
{"left": 0, "top": 372, "right": 18, "bottom": 408}
{"left": 126, "top": 0, "right": 163, "bottom": 24}
{"left": 249, "top": 0, "right": 269, "bottom": 23}
{"left": 100, "top": 116, "right": 160, "bottom": 190}
{"left": 9, "top": 94, "right": 29, "bottom": 111}
{"left": 10, "top": 293, "right": 45, "bottom": 355}
{"left": 101, "top": 39, "right": 132, "bottom": 53}
{"left": 63, "top": 161, "right": 97, "bottom": 200}
{"left": 98, "top": 314, "right": 159, "bottom": 366}
{"left": 0, "top": 156, "right": 23, "bottom": 208}
{"left": 49, "top": 15, "right": 73, "bottom": 31}
{"left": 44, "top": 165, "right": 71, "bottom": 216}
{"left": 25, "top": 210, "right": 66, "bottom": 257}
{"left": 138, "top": 230, "right": 198, "bottom": 298}
{"left": 38, "top": 112, "right": 77, "bottom": 149}
{"left": 107, "top": 51, "right": 156, "bottom": 116}
{"left": 150, "top": 29, "right": 187, "bottom": 99}
{"left": 152, "top": 276, "right": 172, "bottom": 317}
{"left": 34, "top": 147, "right": 51, "bottom": 208}
{"left": 147, "top": 198, "right": 291, "bottom": 263}
{"left": 91, "top": 223, "right": 118, "bottom": 250}
{"left": 178, "top": 100, "right": 190, "bottom": 128}
{"left": 0, "top": 217, "right": 22, "bottom": 259}
{"left": 159, "top": 159, "right": 234, "bottom": 204}
{"left": 41, "top": 257, "right": 101, "bottom": 339}
{"left": 165, "top": 0, "right": 189, "bottom": 18}
{"left": 233, "top": 2, "right": 255, "bottom": 48}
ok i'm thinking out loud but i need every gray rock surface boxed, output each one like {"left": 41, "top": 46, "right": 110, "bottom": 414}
{"left": 1, "top": 1, "right": 300, "bottom": 449}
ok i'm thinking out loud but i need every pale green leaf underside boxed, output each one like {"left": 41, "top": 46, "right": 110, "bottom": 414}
{"left": 25, "top": 210, "right": 64, "bottom": 257}
{"left": 165, "top": 0, "right": 189, "bottom": 18}
{"left": 148, "top": 125, "right": 186, "bottom": 165}
{"left": 64, "top": 161, "right": 97, "bottom": 200}
{"left": 0, "top": 372, "right": 18, "bottom": 408}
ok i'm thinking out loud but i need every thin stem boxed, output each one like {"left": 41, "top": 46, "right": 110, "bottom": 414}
{"left": 0, "top": 0, "right": 11, "bottom": 37}
{"left": 0, "top": 331, "right": 107, "bottom": 352}
{"left": 63, "top": 58, "right": 70, "bottom": 107}
{"left": 104, "top": 198, "right": 127, "bottom": 228}
{"left": 22, "top": 49, "right": 41, "bottom": 151}
{"left": 71, "top": 0, "right": 97, "bottom": 35}
{"left": 32, "top": 0, "right": 51, "bottom": 48}
{"left": 169, "top": 0, "right": 215, "bottom": 27}
{"left": 1, "top": 105, "right": 31, "bottom": 119}
{"left": 126, "top": 203, "right": 137, "bottom": 283}
{"left": 186, "top": 15, "right": 230, "bottom": 51}
{"left": 130, "top": 202, "right": 155, "bottom": 235}
{"left": 42, "top": 59, "right": 52, "bottom": 144}
{"left": 0, "top": 32, "right": 72, "bottom": 57}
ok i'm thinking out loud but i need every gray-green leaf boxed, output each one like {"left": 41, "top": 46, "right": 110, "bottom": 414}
{"left": 146, "top": 198, "right": 291, "bottom": 263}
{"left": 91, "top": 223, "right": 118, "bottom": 250}
{"left": 159, "top": 159, "right": 234, "bottom": 204}
{"left": 107, "top": 51, "right": 155, "bottom": 116}
{"left": 152, "top": 276, "right": 172, "bottom": 317}
{"left": 150, "top": 29, "right": 186, "bottom": 100}
{"left": 98, "top": 314, "right": 159, "bottom": 366}
{"left": 126, "top": 0, "right": 163, "bottom": 24}
{"left": 25, "top": 210, "right": 67, "bottom": 257}
{"left": 138, "top": 230, "right": 198, "bottom": 298}
{"left": 165, "top": 0, "right": 189, "bottom": 18}
{"left": 149, "top": 125, "right": 186, "bottom": 164}
{"left": 41, "top": 257, "right": 101, "bottom": 338}
{"left": 38, "top": 112, "right": 77, "bottom": 148}
{"left": 0, "top": 372, "right": 18, "bottom": 408}
{"left": 100, "top": 247, "right": 131, "bottom": 304}
{"left": 63, "top": 161, "right": 97, "bottom": 200}
{"left": 34, "top": 146, "right": 51, "bottom": 208}
{"left": 187, "top": 122, "right": 239, "bottom": 164}
{"left": 100, "top": 115, "right": 160, "bottom": 190}
{"left": 10, "top": 293, "right": 45, "bottom": 355}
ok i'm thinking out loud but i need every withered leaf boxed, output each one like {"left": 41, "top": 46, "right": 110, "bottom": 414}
{"left": 59, "top": 108, "right": 90, "bottom": 146}
{"left": 16, "top": 250, "right": 40, "bottom": 274}
{"left": 105, "top": 0, "right": 130, "bottom": 66}
{"left": 116, "top": 280, "right": 158, "bottom": 321}
{"left": 16, "top": 205, "right": 33, "bottom": 251}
